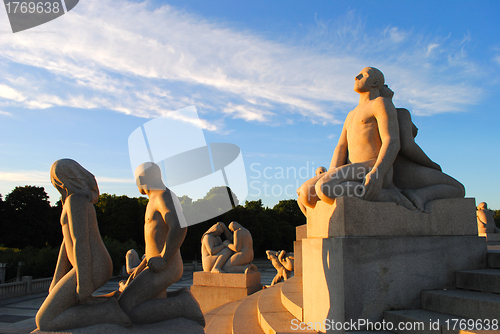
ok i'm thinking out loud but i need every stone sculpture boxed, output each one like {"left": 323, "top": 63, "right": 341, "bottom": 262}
{"left": 266, "top": 250, "right": 294, "bottom": 286}
{"left": 201, "top": 221, "right": 257, "bottom": 274}
{"left": 222, "top": 222, "right": 258, "bottom": 273}
{"left": 125, "top": 249, "right": 144, "bottom": 275}
{"left": 36, "top": 159, "right": 132, "bottom": 331}
{"left": 201, "top": 222, "right": 234, "bottom": 273}
{"left": 117, "top": 162, "right": 204, "bottom": 326}
{"left": 297, "top": 67, "right": 464, "bottom": 214}
{"left": 476, "top": 202, "right": 500, "bottom": 236}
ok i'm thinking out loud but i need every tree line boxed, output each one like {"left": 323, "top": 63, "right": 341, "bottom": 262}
{"left": 0, "top": 185, "right": 306, "bottom": 279}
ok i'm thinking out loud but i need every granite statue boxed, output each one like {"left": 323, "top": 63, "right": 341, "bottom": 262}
{"left": 36, "top": 159, "right": 131, "bottom": 331}
{"left": 222, "top": 222, "right": 258, "bottom": 273}
{"left": 297, "top": 67, "right": 464, "bottom": 214}
{"left": 201, "top": 222, "right": 234, "bottom": 273}
{"left": 266, "top": 250, "right": 294, "bottom": 286}
{"left": 116, "top": 162, "right": 204, "bottom": 326}
{"left": 476, "top": 202, "right": 500, "bottom": 236}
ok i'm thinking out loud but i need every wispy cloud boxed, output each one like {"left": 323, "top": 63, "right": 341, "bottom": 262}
{"left": 0, "top": 110, "right": 12, "bottom": 117}
{"left": 0, "top": 1, "right": 486, "bottom": 130}
{"left": 0, "top": 171, "right": 48, "bottom": 183}
{"left": 0, "top": 170, "right": 132, "bottom": 184}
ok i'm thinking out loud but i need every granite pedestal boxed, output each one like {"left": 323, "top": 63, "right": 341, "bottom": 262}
{"left": 302, "top": 197, "right": 487, "bottom": 333}
{"left": 190, "top": 271, "right": 261, "bottom": 313}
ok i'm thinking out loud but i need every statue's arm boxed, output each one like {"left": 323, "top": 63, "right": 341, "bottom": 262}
{"left": 329, "top": 121, "right": 348, "bottom": 170}
{"left": 49, "top": 241, "right": 71, "bottom": 293}
{"left": 149, "top": 192, "right": 187, "bottom": 273}
{"left": 204, "top": 235, "right": 226, "bottom": 255}
{"left": 363, "top": 98, "right": 400, "bottom": 200}
{"left": 67, "top": 194, "right": 93, "bottom": 302}
{"left": 227, "top": 230, "right": 241, "bottom": 252}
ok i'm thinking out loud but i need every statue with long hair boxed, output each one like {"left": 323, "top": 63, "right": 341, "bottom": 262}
{"left": 36, "top": 159, "right": 131, "bottom": 331}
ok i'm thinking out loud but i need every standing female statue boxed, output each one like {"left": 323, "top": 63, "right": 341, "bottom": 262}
{"left": 36, "top": 159, "right": 131, "bottom": 331}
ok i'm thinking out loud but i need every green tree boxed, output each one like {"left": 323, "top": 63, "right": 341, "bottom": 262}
{"left": 94, "top": 194, "right": 148, "bottom": 246}
{"left": 494, "top": 210, "right": 500, "bottom": 228}
{"left": 272, "top": 199, "right": 306, "bottom": 227}
{"left": 2, "top": 186, "right": 60, "bottom": 248}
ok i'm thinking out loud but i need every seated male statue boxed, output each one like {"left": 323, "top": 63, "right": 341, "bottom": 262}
{"left": 476, "top": 202, "right": 500, "bottom": 236}
{"left": 116, "top": 162, "right": 204, "bottom": 326}
{"left": 297, "top": 67, "right": 464, "bottom": 214}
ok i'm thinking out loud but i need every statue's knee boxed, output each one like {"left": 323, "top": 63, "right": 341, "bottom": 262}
{"left": 36, "top": 312, "right": 51, "bottom": 331}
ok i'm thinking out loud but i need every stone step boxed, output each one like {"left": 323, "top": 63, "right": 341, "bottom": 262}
{"left": 280, "top": 275, "right": 304, "bottom": 321}
{"left": 456, "top": 269, "right": 500, "bottom": 293}
{"left": 205, "top": 299, "right": 243, "bottom": 334}
{"left": 487, "top": 250, "right": 500, "bottom": 268}
{"left": 232, "top": 289, "right": 265, "bottom": 334}
{"left": 383, "top": 308, "right": 493, "bottom": 334}
{"left": 257, "top": 283, "right": 316, "bottom": 334}
{"left": 421, "top": 289, "right": 500, "bottom": 321}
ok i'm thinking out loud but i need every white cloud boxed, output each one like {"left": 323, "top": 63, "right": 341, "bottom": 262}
{"left": 0, "top": 0, "right": 486, "bottom": 130}
{"left": 0, "top": 84, "right": 26, "bottom": 102}
{"left": 426, "top": 43, "right": 440, "bottom": 57}
{"left": 0, "top": 110, "right": 12, "bottom": 117}
{"left": 0, "top": 170, "right": 49, "bottom": 183}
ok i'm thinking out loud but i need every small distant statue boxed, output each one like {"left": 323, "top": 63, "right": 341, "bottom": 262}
{"left": 36, "top": 159, "right": 131, "bottom": 331}
{"left": 201, "top": 222, "right": 234, "bottom": 273}
{"left": 297, "top": 67, "right": 464, "bottom": 215}
{"left": 125, "top": 249, "right": 145, "bottom": 275}
{"left": 477, "top": 202, "right": 500, "bottom": 236}
{"left": 117, "top": 162, "right": 204, "bottom": 326}
{"left": 316, "top": 166, "right": 327, "bottom": 176}
{"left": 266, "top": 250, "right": 294, "bottom": 286}
{"left": 201, "top": 221, "right": 258, "bottom": 274}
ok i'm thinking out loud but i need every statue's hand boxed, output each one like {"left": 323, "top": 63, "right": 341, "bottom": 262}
{"left": 223, "top": 240, "right": 231, "bottom": 247}
{"left": 148, "top": 256, "right": 168, "bottom": 273}
{"left": 362, "top": 171, "right": 383, "bottom": 201}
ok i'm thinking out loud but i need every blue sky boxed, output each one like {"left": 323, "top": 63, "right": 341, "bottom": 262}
{"left": 0, "top": 0, "right": 499, "bottom": 209}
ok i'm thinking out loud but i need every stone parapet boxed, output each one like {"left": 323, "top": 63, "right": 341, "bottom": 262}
{"left": 306, "top": 197, "right": 477, "bottom": 239}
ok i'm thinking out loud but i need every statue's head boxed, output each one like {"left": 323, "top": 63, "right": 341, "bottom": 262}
{"left": 315, "top": 166, "right": 327, "bottom": 176}
{"left": 229, "top": 221, "right": 242, "bottom": 232}
{"left": 354, "top": 67, "right": 385, "bottom": 93}
{"left": 50, "top": 159, "right": 99, "bottom": 204}
{"left": 134, "top": 162, "right": 166, "bottom": 195}
{"left": 266, "top": 250, "right": 278, "bottom": 259}
{"left": 478, "top": 202, "right": 488, "bottom": 210}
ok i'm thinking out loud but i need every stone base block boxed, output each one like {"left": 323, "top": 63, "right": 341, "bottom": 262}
{"left": 487, "top": 233, "right": 500, "bottom": 245}
{"left": 307, "top": 197, "right": 478, "bottom": 238}
{"left": 191, "top": 271, "right": 261, "bottom": 313}
{"left": 302, "top": 235, "right": 487, "bottom": 333}
{"left": 31, "top": 317, "right": 204, "bottom": 333}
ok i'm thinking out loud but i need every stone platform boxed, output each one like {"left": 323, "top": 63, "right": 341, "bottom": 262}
{"left": 302, "top": 197, "right": 487, "bottom": 332}
{"left": 190, "top": 271, "right": 261, "bottom": 313}
{"left": 31, "top": 317, "right": 204, "bottom": 333}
